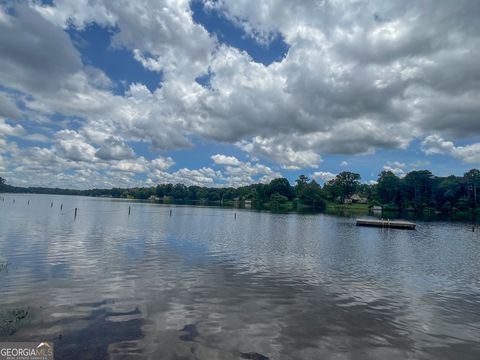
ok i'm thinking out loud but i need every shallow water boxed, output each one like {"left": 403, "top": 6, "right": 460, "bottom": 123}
{"left": 0, "top": 194, "right": 479, "bottom": 359}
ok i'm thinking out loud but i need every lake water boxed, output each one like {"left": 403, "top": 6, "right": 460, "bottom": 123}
{"left": 1, "top": 194, "right": 479, "bottom": 359}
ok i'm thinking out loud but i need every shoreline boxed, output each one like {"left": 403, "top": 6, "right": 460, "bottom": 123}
{"left": 2, "top": 192, "right": 478, "bottom": 223}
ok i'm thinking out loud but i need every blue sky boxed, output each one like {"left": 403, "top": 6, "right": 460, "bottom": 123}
{"left": 0, "top": 1, "right": 479, "bottom": 189}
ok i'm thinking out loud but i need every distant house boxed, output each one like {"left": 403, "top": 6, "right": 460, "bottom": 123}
{"left": 148, "top": 195, "right": 160, "bottom": 201}
{"left": 344, "top": 194, "right": 368, "bottom": 204}
{"left": 233, "top": 197, "right": 252, "bottom": 208}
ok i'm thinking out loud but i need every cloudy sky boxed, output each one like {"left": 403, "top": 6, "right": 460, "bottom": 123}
{"left": 0, "top": 0, "right": 479, "bottom": 189}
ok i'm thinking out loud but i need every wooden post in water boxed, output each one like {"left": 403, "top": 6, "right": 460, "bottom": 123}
{"left": 51, "top": 202, "right": 53, "bottom": 208}
{"left": 60, "top": 204, "right": 63, "bottom": 211}
{"left": 234, "top": 212, "right": 236, "bottom": 219}
{"left": 74, "top": 208, "right": 77, "bottom": 219}
{"left": 170, "top": 209, "right": 172, "bottom": 217}
{"left": 27, "top": 200, "right": 29, "bottom": 205}
{"left": 472, "top": 211, "right": 477, "bottom": 232}
{"left": 128, "top": 206, "right": 131, "bottom": 216}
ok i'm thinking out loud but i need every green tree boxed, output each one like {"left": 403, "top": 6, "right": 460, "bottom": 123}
{"left": 295, "top": 175, "right": 309, "bottom": 193}
{"left": 375, "top": 171, "right": 401, "bottom": 207}
{"left": 171, "top": 184, "right": 188, "bottom": 200}
{"left": 0, "top": 176, "right": 5, "bottom": 192}
{"left": 111, "top": 187, "right": 122, "bottom": 198}
{"left": 299, "top": 179, "right": 325, "bottom": 208}
{"left": 324, "top": 172, "right": 361, "bottom": 202}
{"left": 270, "top": 192, "right": 288, "bottom": 204}
{"left": 464, "top": 169, "right": 480, "bottom": 206}
{"left": 155, "top": 185, "right": 165, "bottom": 197}
{"left": 294, "top": 174, "right": 309, "bottom": 199}
{"left": 134, "top": 188, "right": 150, "bottom": 199}
{"left": 266, "top": 178, "right": 295, "bottom": 200}
{"left": 404, "top": 170, "right": 434, "bottom": 209}
{"left": 433, "top": 176, "right": 462, "bottom": 212}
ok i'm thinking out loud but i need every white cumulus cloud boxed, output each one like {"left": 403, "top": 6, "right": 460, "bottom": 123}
{"left": 421, "top": 135, "right": 480, "bottom": 164}
{"left": 211, "top": 154, "right": 241, "bottom": 166}
{"left": 312, "top": 171, "right": 337, "bottom": 182}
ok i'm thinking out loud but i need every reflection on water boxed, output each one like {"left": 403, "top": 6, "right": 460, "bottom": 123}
{"left": 1, "top": 194, "right": 480, "bottom": 359}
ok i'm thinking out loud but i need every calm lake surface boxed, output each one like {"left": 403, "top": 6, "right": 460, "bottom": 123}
{"left": 1, "top": 194, "right": 479, "bottom": 359}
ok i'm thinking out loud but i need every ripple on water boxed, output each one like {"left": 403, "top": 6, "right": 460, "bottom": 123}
{"left": 1, "top": 194, "right": 480, "bottom": 359}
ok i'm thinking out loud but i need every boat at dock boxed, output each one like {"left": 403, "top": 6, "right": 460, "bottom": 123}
{"left": 356, "top": 219, "right": 416, "bottom": 230}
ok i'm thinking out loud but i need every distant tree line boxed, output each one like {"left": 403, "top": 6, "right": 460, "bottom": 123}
{"left": 0, "top": 175, "right": 325, "bottom": 209}
{"left": 372, "top": 169, "right": 480, "bottom": 212}
{"left": 1, "top": 168, "right": 479, "bottom": 212}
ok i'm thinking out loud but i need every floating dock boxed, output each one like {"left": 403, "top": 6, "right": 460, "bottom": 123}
{"left": 356, "top": 219, "right": 416, "bottom": 230}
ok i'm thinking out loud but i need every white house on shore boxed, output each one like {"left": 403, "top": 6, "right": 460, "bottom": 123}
{"left": 344, "top": 194, "right": 368, "bottom": 204}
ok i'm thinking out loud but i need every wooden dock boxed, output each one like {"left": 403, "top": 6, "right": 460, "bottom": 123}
{"left": 356, "top": 219, "right": 416, "bottom": 230}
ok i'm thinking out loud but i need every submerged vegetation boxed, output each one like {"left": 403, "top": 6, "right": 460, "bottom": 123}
{"left": 0, "top": 261, "right": 8, "bottom": 273}
{"left": 0, "top": 308, "right": 29, "bottom": 336}
{"left": 1, "top": 168, "right": 479, "bottom": 213}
